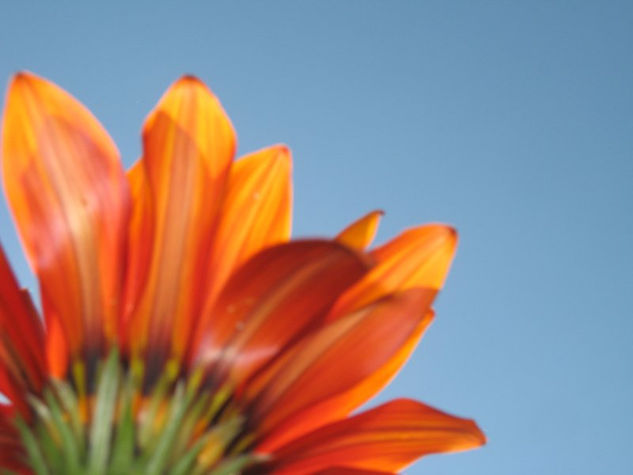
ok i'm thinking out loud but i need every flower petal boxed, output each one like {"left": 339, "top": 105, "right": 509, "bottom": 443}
{"left": 336, "top": 210, "right": 383, "bottom": 250}
{"left": 1, "top": 72, "right": 129, "bottom": 365}
{"left": 120, "top": 159, "right": 154, "bottom": 330}
{"left": 45, "top": 306, "right": 68, "bottom": 379}
{"left": 127, "top": 76, "right": 236, "bottom": 365}
{"left": 329, "top": 224, "right": 457, "bottom": 320}
{"left": 260, "top": 226, "right": 455, "bottom": 447}
{"left": 259, "top": 310, "right": 435, "bottom": 451}
{"left": 314, "top": 468, "right": 394, "bottom": 475}
{"left": 192, "top": 240, "right": 369, "bottom": 386}
{"left": 0, "top": 247, "right": 46, "bottom": 412}
{"left": 269, "top": 399, "right": 486, "bottom": 474}
{"left": 0, "top": 407, "right": 25, "bottom": 471}
{"left": 198, "top": 145, "right": 292, "bottom": 326}
{"left": 247, "top": 288, "right": 436, "bottom": 443}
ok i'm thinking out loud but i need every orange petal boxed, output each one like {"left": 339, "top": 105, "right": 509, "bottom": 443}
{"left": 336, "top": 210, "right": 383, "bottom": 250}
{"left": 45, "top": 307, "right": 69, "bottom": 379}
{"left": 269, "top": 399, "right": 486, "bottom": 474}
{"left": 127, "top": 76, "right": 236, "bottom": 365}
{"left": 247, "top": 288, "right": 436, "bottom": 440}
{"left": 198, "top": 145, "right": 292, "bottom": 327}
{"left": 329, "top": 224, "right": 457, "bottom": 320}
{"left": 1, "top": 72, "right": 130, "bottom": 361}
{"left": 192, "top": 240, "right": 369, "bottom": 386}
{"left": 0, "top": 245, "right": 46, "bottom": 413}
{"left": 120, "top": 159, "right": 154, "bottom": 336}
{"left": 314, "top": 468, "right": 394, "bottom": 475}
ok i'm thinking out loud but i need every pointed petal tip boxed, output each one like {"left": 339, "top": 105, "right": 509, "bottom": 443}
{"left": 360, "top": 209, "right": 385, "bottom": 220}
{"left": 170, "top": 74, "right": 213, "bottom": 95}
{"left": 439, "top": 224, "right": 458, "bottom": 251}
{"left": 336, "top": 209, "right": 385, "bottom": 250}
{"left": 270, "top": 144, "right": 292, "bottom": 163}
{"left": 429, "top": 223, "right": 458, "bottom": 241}
{"left": 474, "top": 422, "right": 487, "bottom": 445}
{"left": 447, "top": 225, "right": 458, "bottom": 241}
{"left": 458, "top": 417, "right": 487, "bottom": 449}
{"left": 273, "top": 143, "right": 291, "bottom": 154}
{"left": 416, "top": 223, "right": 459, "bottom": 251}
{"left": 268, "top": 398, "right": 486, "bottom": 473}
{"left": 367, "top": 208, "right": 385, "bottom": 222}
{"left": 258, "top": 144, "right": 292, "bottom": 175}
{"left": 11, "top": 71, "right": 35, "bottom": 83}
{"left": 9, "top": 71, "right": 57, "bottom": 92}
{"left": 447, "top": 411, "right": 487, "bottom": 447}
{"left": 177, "top": 74, "right": 204, "bottom": 85}
{"left": 7, "top": 71, "right": 38, "bottom": 94}
{"left": 155, "top": 75, "right": 214, "bottom": 102}
{"left": 395, "top": 397, "right": 487, "bottom": 447}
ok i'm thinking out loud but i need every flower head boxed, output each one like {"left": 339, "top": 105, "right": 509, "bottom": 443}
{"left": 0, "top": 72, "right": 484, "bottom": 473}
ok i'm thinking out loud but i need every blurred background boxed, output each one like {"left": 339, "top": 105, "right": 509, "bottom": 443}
{"left": 1, "top": 1, "right": 631, "bottom": 473}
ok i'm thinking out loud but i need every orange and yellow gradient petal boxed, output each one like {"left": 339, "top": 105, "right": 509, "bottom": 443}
{"left": 125, "top": 76, "right": 235, "bottom": 369}
{"left": 2, "top": 73, "right": 130, "bottom": 376}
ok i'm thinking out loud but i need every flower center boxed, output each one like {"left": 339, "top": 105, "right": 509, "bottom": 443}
{"left": 15, "top": 349, "right": 265, "bottom": 474}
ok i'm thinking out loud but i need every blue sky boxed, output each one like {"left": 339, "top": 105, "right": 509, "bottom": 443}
{"left": 1, "top": 2, "right": 632, "bottom": 473}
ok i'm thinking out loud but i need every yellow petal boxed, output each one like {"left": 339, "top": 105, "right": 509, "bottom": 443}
{"left": 336, "top": 210, "right": 383, "bottom": 250}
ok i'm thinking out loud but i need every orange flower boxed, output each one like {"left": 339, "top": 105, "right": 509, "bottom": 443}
{"left": 0, "top": 72, "right": 484, "bottom": 473}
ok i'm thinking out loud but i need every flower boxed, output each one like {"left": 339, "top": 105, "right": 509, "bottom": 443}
{"left": 0, "top": 72, "right": 485, "bottom": 474}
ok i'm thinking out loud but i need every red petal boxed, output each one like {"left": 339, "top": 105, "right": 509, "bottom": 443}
{"left": 1, "top": 72, "right": 130, "bottom": 362}
{"left": 247, "top": 288, "right": 436, "bottom": 446}
{"left": 260, "top": 310, "right": 435, "bottom": 452}
{"left": 126, "top": 76, "right": 236, "bottom": 365}
{"left": 269, "top": 399, "right": 486, "bottom": 473}
{"left": 0, "top": 407, "right": 25, "bottom": 472}
{"left": 192, "top": 240, "right": 369, "bottom": 386}
{"left": 0, "top": 245, "right": 46, "bottom": 414}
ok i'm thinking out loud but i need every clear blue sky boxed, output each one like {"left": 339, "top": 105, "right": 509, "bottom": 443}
{"left": 1, "top": 2, "right": 632, "bottom": 474}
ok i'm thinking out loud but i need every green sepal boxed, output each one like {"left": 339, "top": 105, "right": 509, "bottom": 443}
{"left": 88, "top": 348, "right": 120, "bottom": 474}
{"left": 15, "top": 348, "right": 257, "bottom": 474}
